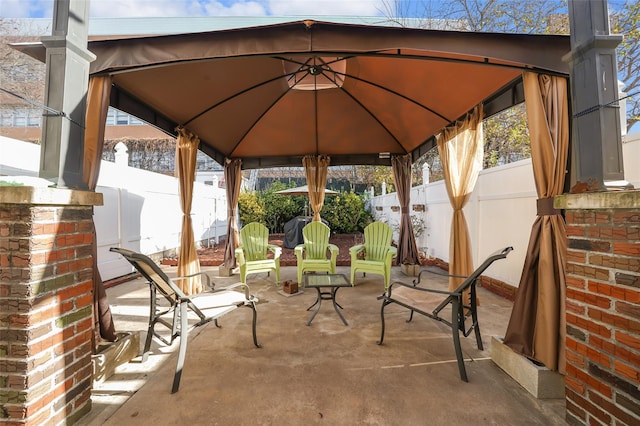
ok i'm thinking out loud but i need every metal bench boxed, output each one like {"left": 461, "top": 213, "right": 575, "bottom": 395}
{"left": 377, "top": 247, "right": 513, "bottom": 382}
{"left": 111, "top": 247, "right": 261, "bottom": 393}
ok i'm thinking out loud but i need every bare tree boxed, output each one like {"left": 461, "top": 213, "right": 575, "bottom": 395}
{"left": 0, "top": 19, "right": 48, "bottom": 109}
{"left": 0, "top": 18, "right": 49, "bottom": 139}
{"left": 377, "top": 0, "right": 573, "bottom": 184}
{"left": 611, "top": 1, "right": 640, "bottom": 131}
{"left": 379, "top": 0, "right": 566, "bottom": 32}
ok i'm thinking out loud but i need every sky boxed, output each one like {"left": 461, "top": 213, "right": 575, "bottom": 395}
{"left": 0, "top": 0, "right": 389, "bottom": 18}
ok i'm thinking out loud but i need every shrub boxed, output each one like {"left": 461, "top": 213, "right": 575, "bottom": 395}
{"left": 387, "top": 214, "right": 426, "bottom": 239}
{"left": 322, "top": 192, "right": 373, "bottom": 234}
{"left": 258, "top": 181, "right": 305, "bottom": 233}
{"left": 238, "top": 191, "right": 265, "bottom": 227}
{"left": 238, "top": 183, "right": 373, "bottom": 234}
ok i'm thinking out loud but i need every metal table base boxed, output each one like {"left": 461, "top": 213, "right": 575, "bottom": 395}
{"left": 303, "top": 273, "right": 351, "bottom": 326}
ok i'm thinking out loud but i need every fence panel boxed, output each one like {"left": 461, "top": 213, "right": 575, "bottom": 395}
{"left": 369, "top": 131, "right": 638, "bottom": 288}
{"left": 95, "top": 159, "right": 227, "bottom": 280}
{"left": 369, "top": 159, "right": 546, "bottom": 287}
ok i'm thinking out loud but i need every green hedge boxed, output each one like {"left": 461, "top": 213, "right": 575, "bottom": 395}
{"left": 321, "top": 191, "right": 373, "bottom": 234}
{"left": 237, "top": 182, "right": 373, "bottom": 234}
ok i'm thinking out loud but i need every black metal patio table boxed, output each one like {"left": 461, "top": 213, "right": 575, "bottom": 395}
{"left": 303, "top": 273, "right": 352, "bottom": 326}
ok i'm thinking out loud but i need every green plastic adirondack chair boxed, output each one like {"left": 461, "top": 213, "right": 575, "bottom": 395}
{"left": 235, "top": 222, "right": 281, "bottom": 284}
{"left": 350, "top": 222, "right": 397, "bottom": 289}
{"left": 294, "top": 221, "right": 339, "bottom": 284}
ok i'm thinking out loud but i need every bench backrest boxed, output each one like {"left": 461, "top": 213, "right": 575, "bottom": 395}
{"left": 110, "top": 247, "right": 185, "bottom": 303}
{"left": 452, "top": 246, "right": 514, "bottom": 294}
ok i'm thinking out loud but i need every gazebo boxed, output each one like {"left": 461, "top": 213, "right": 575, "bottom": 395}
{"left": 7, "top": 1, "right": 640, "bottom": 424}
{"left": 14, "top": 18, "right": 572, "bottom": 369}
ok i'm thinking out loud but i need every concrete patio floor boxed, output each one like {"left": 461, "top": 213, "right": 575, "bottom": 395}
{"left": 78, "top": 265, "right": 566, "bottom": 425}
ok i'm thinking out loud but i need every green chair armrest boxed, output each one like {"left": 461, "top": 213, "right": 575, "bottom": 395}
{"left": 383, "top": 246, "right": 397, "bottom": 264}
{"left": 349, "top": 244, "right": 365, "bottom": 255}
{"left": 268, "top": 244, "right": 282, "bottom": 258}
{"left": 328, "top": 243, "right": 339, "bottom": 260}
{"left": 234, "top": 247, "right": 246, "bottom": 264}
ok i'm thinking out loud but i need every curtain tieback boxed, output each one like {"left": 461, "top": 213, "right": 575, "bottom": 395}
{"left": 537, "top": 197, "right": 560, "bottom": 216}
{"left": 401, "top": 207, "right": 409, "bottom": 214}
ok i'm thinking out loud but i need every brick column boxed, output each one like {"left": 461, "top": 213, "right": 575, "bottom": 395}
{"left": 0, "top": 186, "right": 103, "bottom": 425}
{"left": 556, "top": 191, "right": 640, "bottom": 425}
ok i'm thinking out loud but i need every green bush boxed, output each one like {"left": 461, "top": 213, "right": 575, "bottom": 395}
{"left": 238, "top": 191, "right": 265, "bottom": 226}
{"left": 260, "top": 181, "right": 305, "bottom": 233}
{"left": 237, "top": 183, "right": 373, "bottom": 234}
{"left": 322, "top": 191, "right": 373, "bottom": 234}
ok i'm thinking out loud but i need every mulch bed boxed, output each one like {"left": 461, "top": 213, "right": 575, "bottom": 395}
{"left": 162, "top": 233, "right": 439, "bottom": 268}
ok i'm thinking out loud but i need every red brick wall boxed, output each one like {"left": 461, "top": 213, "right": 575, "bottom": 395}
{"left": 564, "top": 205, "right": 640, "bottom": 425}
{"left": 0, "top": 203, "right": 94, "bottom": 425}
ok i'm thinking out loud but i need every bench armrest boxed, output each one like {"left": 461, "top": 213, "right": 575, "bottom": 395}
{"left": 384, "top": 279, "right": 454, "bottom": 299}
{"left": 216, "top": 281, "right": 256, "bottom": 303}
{"left": 413, "top": 267, "right": 467, "bottom": 286}
{"left": 174, "top": 271, "right": 212, "bottom": 289}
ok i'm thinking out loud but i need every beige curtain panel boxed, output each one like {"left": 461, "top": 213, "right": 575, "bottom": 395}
{"left": 437, "top": 105, "right": 484, "bottom": 292}
{"left": 504, "top": 73, "right": 569, "bottom": 373}
{"left": 175, "top": 127, "right": 203, "bottom": 295}
{"left": 391, "top": 154, "right": 420, "bottom": 266}
{"left": 303, "top": 155, "right": 331, "bottom": 222}
{"left": 84, "top": 75, "right": 117, "bottom": 344}
{"left": 223, "top": 158, "right": 243, "bottom": 269}
{"left": 84, "top": 76, "right": 111, "bottom": 189}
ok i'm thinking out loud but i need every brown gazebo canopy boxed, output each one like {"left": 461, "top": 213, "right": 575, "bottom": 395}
{"left": 16, "top": 20, "right": 570, "bottom": 169}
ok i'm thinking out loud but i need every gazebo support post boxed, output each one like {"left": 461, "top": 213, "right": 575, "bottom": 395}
{"left": 566, "top": 0, "right": 632, "bottom": 191}
{"left": 39, "top": 0, "right": 95, "bottom": 189}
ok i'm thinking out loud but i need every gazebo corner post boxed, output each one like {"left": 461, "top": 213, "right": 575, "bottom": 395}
{"left": 39, "top": 0, "right": 95, "bottom": 190}
{"left": 566, "top": 0, "right": 633, "bottom": 192}
{"left": 42, "top": 1, "right": 119, "bottom": 348}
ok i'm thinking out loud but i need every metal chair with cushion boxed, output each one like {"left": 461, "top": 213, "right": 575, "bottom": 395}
{"left": 377, "top": 246, "right": 513, "bottom": 382}
{"left": 110, "top": 247, "right": 261, "bottom": 393}
{"left": 349, "top": 221, "right": 397, "bottom": 289}
{"left": 294, "top": 221, "right": 339, "bottom": 284}
{"left": 235, "top": 222, "right": 281, "bottom": 284}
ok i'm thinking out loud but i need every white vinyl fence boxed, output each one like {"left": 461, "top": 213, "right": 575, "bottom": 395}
{"left": 369, "top": 132, "right": 640, "bottom": 288}
{"left": 2, "top": 132, "right": 638, "bottom": 286}
{"left": 95, "top": 158, "right": 228, "bottom": 280}
{"left": 0, "top": 137, "right": 228, "bottom": 281}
